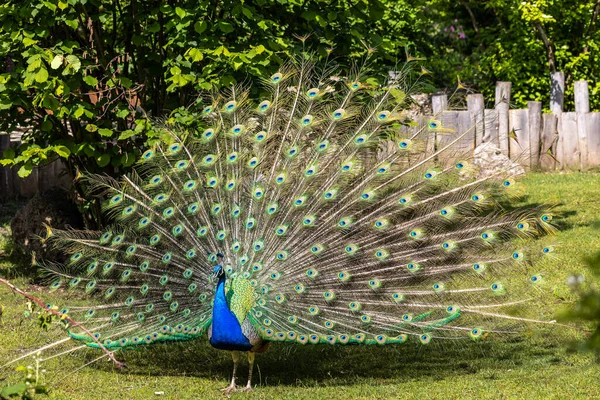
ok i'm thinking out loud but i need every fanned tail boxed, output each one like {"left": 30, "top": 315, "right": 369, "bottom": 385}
{"left": 14, "top": 54, "right": 558, "bottom": 358}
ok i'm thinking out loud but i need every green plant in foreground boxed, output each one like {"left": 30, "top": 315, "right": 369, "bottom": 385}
{"left": 0, "top": 353, "right": 48, "bottom": 400}
{"left": 569, "top": 251, "right": 600, "bottom": 357}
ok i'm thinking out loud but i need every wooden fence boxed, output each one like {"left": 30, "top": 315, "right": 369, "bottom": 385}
{"left": 0, "top": 128, "right": 70, "bottom": 201}
{"left": 431, "top": 75, "right": 599, "bottom": 170}
{"left": 0, "top": 75, "right": 598, "bottom": 201}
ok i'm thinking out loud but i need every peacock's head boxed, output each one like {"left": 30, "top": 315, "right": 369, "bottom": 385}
{"left": 211, "top": 253, "right": 225, "bottom": 281}
{"left": 211, "top": 265, "right": 224, "bottom": 279}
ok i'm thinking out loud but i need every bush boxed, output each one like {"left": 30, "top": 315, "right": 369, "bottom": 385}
{"left": 0, "top": 0, "right": 424, "bottom": 223}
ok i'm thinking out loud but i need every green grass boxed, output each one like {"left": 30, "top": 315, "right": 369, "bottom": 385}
{"left": 1, "top": 172, "right": 600, "bottom": 399}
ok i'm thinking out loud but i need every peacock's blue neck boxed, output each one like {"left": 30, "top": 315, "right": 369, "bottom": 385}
{"left": 209, "top": 272, "right": 252, "bottom": 351}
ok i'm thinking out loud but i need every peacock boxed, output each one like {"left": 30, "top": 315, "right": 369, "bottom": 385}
{"left": 4, "top": 54, "right": 558, "bottom": 395}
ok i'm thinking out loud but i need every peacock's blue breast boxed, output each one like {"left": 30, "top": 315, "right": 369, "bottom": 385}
{"left": 209, "top": 310, "right": 253, "bottom": 351}
{"left": 209, "top": 275, "right": 253, "bottom": 351}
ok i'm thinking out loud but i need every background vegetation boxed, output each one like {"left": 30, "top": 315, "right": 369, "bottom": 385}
{"left": 1, "top": 1, "right": 598, "bottom": 212}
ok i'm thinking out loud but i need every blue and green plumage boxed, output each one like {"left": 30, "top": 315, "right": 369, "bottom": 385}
{"left": 6, "top": 55, "right": 558, "bottom": 391}
{"left": 208, "top": 265, "right": 254, "bottom": 351}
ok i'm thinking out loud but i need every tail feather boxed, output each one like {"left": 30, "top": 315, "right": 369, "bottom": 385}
{"left": 26, "top": 55, "right": 557, "bottom": 355}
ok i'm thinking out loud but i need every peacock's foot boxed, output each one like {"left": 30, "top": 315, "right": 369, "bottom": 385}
{"left": 220, "top": 384, "right": 237, "bottom": 395}
{"left": 239, "top": 384, "right": 252, "bottom": 393}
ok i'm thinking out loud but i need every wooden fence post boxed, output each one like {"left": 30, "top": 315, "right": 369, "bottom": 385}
{"left": 587, "top": 113, "right": 600, "bottom": 167}
{"left": 528, "top": 101, "right": 542, "bottom": 169}
{"left": 551, "top": 72, "right": 566, "bottom": 167}
{"left": 541, "top": 114, "right": 558, "bottom": 170}
{"left": 559, "top": 113, "right": 580, "bottom": 169}
{"left": 432, "top": 94, "right": 448, "bottom": 115}
{"left": 495, "top": 82, "right": 511, "bottom": 155}
{"left": 431, "top": 94, "right": 448, "bottom": 154}
{"left": 467, "top": 94, "right": 485, "bottom": 147}
{"left": 550, "top": 72, "right": 565, "bottom": 114}
{"left": 575, "top": 80, "right": 590, "bottom": 169}
{"left": 509, "top": 109, "right": 529, "bottom": 166}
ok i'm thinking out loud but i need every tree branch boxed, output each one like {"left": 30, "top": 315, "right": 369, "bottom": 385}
{"left": 459, "top": 0, "right": 482, "bottom": 45}
{"left": 533, "top": 20, "right": 556, "bottom": 73}
{"left": 584, "top": 0, "right": 600, "bottom": 53}
{"left": 0, "top": 278, "right": 125, "bottom": 369}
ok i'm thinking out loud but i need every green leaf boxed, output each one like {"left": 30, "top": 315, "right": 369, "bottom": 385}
{"left": 98, "top": 128, "right": 113, "bottom": 137}
{"left": 18, "top": 163, "right": 33, "bottom": 178}
{"left": 0, "top": 99, "right": 13, "bottom": 110}
{"left": 83, "top": 144, "right": 96, "bottom": 157}
{"left": 65, "top": 55, "right": 81, "bottom": 72}
{"left": 242, "top": 7, "right": 253, "bottom": 19}
{"left": 117, "top": 130, "right": 136, "bottom": 140}
{"left": 120, "top": 77, "right": 132, "bottom": 88}
{"left": 217, "top": 22, "right": 234, "bottom": 33}
{"left": 83, "top": 75, "right": 98, "bottom": 86}
{"left": 186, "top": 48, "right": 204, "bottom": 62}
{"left": 43, "top": 1, "right": 56, "bottom": 11}
{"left": 41, "top": 119, "right": 53, "bottom": 132}
{"left": 194, "top": 21, "right": 207, "bottom": 34}
{"left": 213, "top": 46, "right": 231, "bottom": 57}
{"left": 175, "top": 7, "right": 186, "bottom": 19}
{"left": 58, "top": 0, "right": 68, "bottom": 10}
{"left": 96, "top": 154, "right": 111, "bottom": 167}
{"left": 73, "top": 107, "right": 85, "bottom": 119}
{"left": 1, "top": 382, "right": 27, "bottom": 397}
{"left": 116, "top": 109, "right": 130, "bottom": 119}
{"left": 85, "top": 124, "right": 98, "bottom": 132}
{"left": 83, "top": 75, "right": 98, "bottom": 87}
{"left": 34, "top": 68, "right": 49, "bottom": 83}
{"left": 54, "top": 145, "right": 71, "bottom": 158}
{"left": 134, "top": 119, "right": 148, "bottom": 133}
{"left": 50, "top": 54, "right": 63, "bottom": 69}
{"left": 301, "top": 10, "right": 316, "bottom": 21}
{"left": 3, "top": 148, "right": 15, "bottom": 160}
{"left": 23, "top": 37, "right": 38, "bottom": 47}
{"left": 42, "top": 94, "right": 60, "bottom": 111}
{"left": 121, "top": 152, "right": 136, "bottom": 167}
{"left": 64, "top": 18, "right": 78, "bottom": 29}
{"left": 148, "top": 22, "right": 160, "bottom": 33}
{"left": 390, "top": 88, "right": 406, "bottom": 103}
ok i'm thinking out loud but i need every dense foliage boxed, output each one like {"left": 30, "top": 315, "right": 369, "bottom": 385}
{"left": 420, "top": 0, "right": 600, "bottom": 111}
{"left": 0, "top": 0, "right": 420, "bottom": 180}
{"left": 0, "top": 0, "right": 597, "bottom": 218}
{"left": 0, "top": 0, "right": 423, "bottom": 223}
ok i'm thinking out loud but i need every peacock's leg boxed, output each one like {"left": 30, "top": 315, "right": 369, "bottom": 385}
{"left": 221, "top": 351, "right": 239, "bottom": 395}
{"left": 239, "top": 352, "right": 255, "bottom": 392}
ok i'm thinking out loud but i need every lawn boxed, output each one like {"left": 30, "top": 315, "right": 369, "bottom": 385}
{"left": 1, "top": 172, "right": 599, "bottom": 400}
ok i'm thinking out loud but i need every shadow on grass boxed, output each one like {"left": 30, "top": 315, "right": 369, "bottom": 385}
{"left": 76, "top": 332, "right": 568, "bottom": 388}
{"left": 502, "top": 195, "right": 579, "bottom": 232}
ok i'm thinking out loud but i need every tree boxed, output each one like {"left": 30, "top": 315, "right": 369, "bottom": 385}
{"left": 0, "top": 0, "right": 422, "bottom": 224}
{"left": 417, "top": 0, "right": 600, "bottom": 110}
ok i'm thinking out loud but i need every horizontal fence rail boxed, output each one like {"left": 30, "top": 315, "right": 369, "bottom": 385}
{"left": 1, "top": 75, "right": 598, "bottom": 200}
